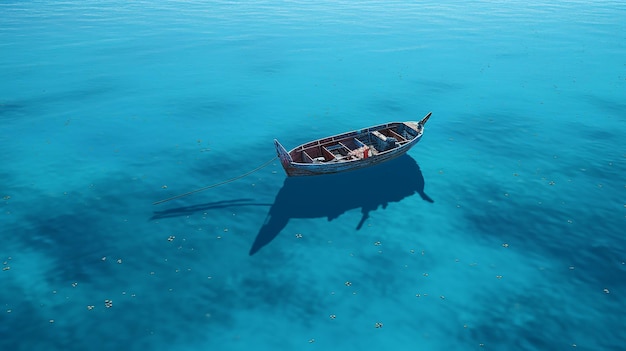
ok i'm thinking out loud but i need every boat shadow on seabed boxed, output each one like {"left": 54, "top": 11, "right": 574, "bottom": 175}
{"left": 249, "top": 154, "right": 434, "bottom": 255}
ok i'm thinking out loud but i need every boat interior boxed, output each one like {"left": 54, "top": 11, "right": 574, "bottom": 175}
{"left": 291, "top": 122, "right": 420, "bottom": 163}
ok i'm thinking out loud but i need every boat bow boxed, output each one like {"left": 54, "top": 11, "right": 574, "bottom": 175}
{"left": 418, "top": 111, "right": 432, "bottom": 128}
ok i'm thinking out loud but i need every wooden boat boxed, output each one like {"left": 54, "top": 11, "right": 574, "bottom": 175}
{"left": 274, "top": 112, "right": 432, "bottom": 176}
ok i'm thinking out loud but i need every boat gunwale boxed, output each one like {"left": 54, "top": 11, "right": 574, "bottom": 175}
{"left": 286, "top": 121, "right": 422, "bottom": 165}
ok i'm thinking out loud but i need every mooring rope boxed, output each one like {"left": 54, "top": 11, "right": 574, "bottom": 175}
{"left": 152, "top": 156, "right": 278, "bottom": 205}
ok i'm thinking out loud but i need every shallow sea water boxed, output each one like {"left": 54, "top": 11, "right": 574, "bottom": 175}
{"left": 1, "top": 1, "right": 625, "bottom": 350}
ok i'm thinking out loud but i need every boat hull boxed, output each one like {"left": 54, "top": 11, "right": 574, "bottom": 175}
{"left": 275, "top": 136, "right": 421, "bottom": 176}
{"left": 274, "top": 114, "right": 430, "bottom": 177}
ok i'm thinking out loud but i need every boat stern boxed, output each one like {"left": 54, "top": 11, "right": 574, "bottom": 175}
{"left": 274, "top": 139, "right": 293, "bottom": 174}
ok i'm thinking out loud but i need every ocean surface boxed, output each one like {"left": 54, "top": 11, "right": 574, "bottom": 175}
{"left": 1, "top": 1, "right": 625, "bottom": 350}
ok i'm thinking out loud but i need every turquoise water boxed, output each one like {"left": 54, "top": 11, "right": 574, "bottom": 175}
{"left": 1, "top": 0, "right": 625, "bottom": 350}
